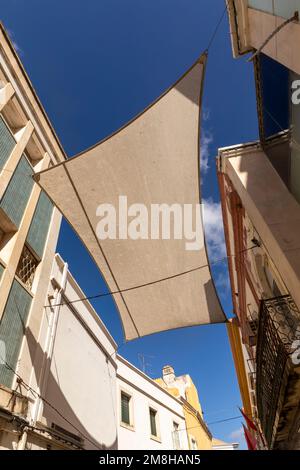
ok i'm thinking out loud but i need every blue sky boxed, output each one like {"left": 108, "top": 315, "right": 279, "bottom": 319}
{"left": 2, "top": 0, "right": 259, "bottom": 449}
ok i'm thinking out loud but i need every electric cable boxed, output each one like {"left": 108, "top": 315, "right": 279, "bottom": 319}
{"left": 206, "top": 5, "right": 228, "bottom": 52}
{"left": 0, "top": 351, "right": 104, "bottom": 450}
{"left": 248, "top": 11, "right": 299, "bottom": 62}
{"left": 45, "top": 245, "right": 258, "bottom": 309}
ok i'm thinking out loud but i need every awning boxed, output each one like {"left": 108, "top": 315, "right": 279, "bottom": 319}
{"left": 35, "top": 53, "right": 226, "bottom": 340}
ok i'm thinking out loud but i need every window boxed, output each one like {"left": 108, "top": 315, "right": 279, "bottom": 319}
{"left": 16, "top": 244, "right": 39, "bottom": 290}
{"left": 121, "top": 391, "right": 131, "bottom": 426}
{"left": 0, "top": 279, "right": 32, "bottom": 387}
{"left": 172, "top": 422, "right": 181, "bottom": 450}
{"left": 0, "top": 114, "right": 15, "bottom": 168}
{"left": 149, "top": 408, "right": 158, "bottom": 437}
{"left": 0, "top": 155, "right": 34, "bottom": 229}
{"left": 26, "top": 191, "right": 53, "bottom": 259}
{"left": 191, "top": 437, "right": 198, "bottom": 450}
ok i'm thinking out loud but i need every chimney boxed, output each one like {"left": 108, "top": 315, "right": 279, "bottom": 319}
{"left": 162, "top": 365, "right": 175, "bottom": 385}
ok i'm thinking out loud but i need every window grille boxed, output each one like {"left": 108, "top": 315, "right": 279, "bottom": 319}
{"left": 16, "top": 245, "right": 38, "bottom": 290}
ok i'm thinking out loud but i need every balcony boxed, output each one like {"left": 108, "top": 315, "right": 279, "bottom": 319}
{"left": 256, "top": 295, "right": 300, "bottom": 449}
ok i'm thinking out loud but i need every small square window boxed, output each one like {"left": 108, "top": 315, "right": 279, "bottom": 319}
{"left": 121, "top": 392, "right": 131, "bottom": 426}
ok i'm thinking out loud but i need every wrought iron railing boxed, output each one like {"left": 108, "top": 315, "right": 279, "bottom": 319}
{"left": 256, "top": 295, "right": 300, "bottom": 448}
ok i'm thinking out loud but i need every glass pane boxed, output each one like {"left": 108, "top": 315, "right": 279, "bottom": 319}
{"left": 248, "top": 0, "right": 300, "bottom": 19}
{"left": 274, "top": 0, "right": 300, "bottom": 19}
{"left": 0, "top": 155, "right": 34, "bottom": 228}
{"left": 0, "top": 280, "right": 32, "bottom": 387}
{"left": 248, "top": 0, "right": 274, "bottom": 15}
{"left": 259, "top": 54, "right": 290, "bottom": 138}
{"left": 121, "top": 392, "right": 130, "bottom": 425}
{"left": 0, "top": 115, "right": 15, "bottom": 169}
{"left": 290, "top": 71, "right": 300, "bottom": 203}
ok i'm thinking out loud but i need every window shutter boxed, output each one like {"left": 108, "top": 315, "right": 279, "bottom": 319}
{"left": 26, "top": 191, "right": 53, "bottom": 259}
{"left": 0, "top": 280, "right": 32, "bottom": 387}
{"left": 150, "top": 408, "right": 157, "bottom": 436}
{"left": 121, "top": 392, "right": 130, "bottom": 425}
{"left": 0, "top": 263, "right": 4, "bottom": 281}
{"left": 0, "top": 155, "right": 34, "bottom": 228}
{"left": 0, "top": 115, "right": 15, "bottom": 168}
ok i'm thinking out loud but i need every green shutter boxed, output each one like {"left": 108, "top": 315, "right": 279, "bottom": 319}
{"left": 0, "top": 155, "right": 34, "bottom": 228}
{"left": 0, "top": 115, "right": 15, "bottom": 168}
{"left": 0, "top": 264, "right": 4, "bottom": 281}
{"left": 0, "top": 280, "right": 32, "bottom": 387}
{"left": 26, "top": 191, "right": 53, "bottom": 259}
{"left": 150, "top": 408, "right": 157, "bottom": 436}
{"left": 121, "top": 392, "right": 130, "bottom": 425}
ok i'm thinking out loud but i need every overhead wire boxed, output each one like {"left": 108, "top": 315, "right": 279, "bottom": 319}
{"left": 0, "top": 351, "right": 104, "bottom": 450}
{"left": 44, "top": 245, "right": 258, "bottom": 309}
{"left": 0, "top": 266, "right": 104, "bottom": 450}
{"left": 205, "top": 5, "right": 228, "bottom": 52}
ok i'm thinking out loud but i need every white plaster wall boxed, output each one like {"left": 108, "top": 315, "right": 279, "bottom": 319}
{"left": 41, "top": 256, "right": 118, "bottom": 450}
{"left": 224, "top": 149, "right": 300, "bottom": 313}
{"left": 117, "top": 356, "right": 189, "bottom": 450}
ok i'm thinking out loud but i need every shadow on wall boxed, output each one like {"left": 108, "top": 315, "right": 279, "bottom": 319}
{"left": 25, "top": 326, "right": 118, "bottom": 450}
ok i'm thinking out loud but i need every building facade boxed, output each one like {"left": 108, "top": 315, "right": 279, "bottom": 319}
{"left": 219, "top": 1, "right": 300, "bottom": 450}
{"left": 2, "top": 252, "right": 192, "bottom": 450}
{"left": 218, "top": 139, "right": 300, "bottom": 449}
{"left": 0, "top": 23, "right": 66, "bottom": 449}
{"left": 226, "top": 0, "right": 300, "bottom": 74}
{"left": 155, "top": 366, "right": 213, "bottom": 450}
{"left": 117, "top": 357, "right": 189, "bottom": 450}
{"left": 23, "top": 254, "right": 118, "bottom": 450}
{"left": 212, "top": 438, "right": 239, "bottom": 450}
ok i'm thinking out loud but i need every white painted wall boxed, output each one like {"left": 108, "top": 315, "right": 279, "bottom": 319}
{"left": 117, "top": 356, "right": 189, "bottom": 450}
{"left": 26, "top": 254, "right": 190, "bottom": 451}
{"left": 36, "top": 254, "right": 118, "bottom": 450}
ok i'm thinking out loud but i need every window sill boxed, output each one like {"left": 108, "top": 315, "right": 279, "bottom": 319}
{"left": 120, "top": 422, "right": 135, "bottom": 432}
{"left": 150, "top": 434, "right": 161, "bottom": 443}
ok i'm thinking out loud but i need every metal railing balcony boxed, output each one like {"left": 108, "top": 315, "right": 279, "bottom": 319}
{"left": 256, "top": 295, "right": 300, "bottom": 449}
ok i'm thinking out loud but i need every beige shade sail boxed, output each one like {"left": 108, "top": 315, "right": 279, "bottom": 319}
{"left": 35, "top": 53, "right": 226, "bottom": 340}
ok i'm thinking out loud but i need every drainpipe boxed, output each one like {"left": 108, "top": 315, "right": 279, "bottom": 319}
{"left": 30, "top": 260, "right": 68, "bottom": 430}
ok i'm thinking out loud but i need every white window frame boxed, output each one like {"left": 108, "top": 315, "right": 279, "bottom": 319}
{"left": 149, "top": 405, "right": 161, "bottom": 442}
{"left": 172, "top": 421, "right": 181, "bottom": 450}
{"left": 120, "top": 387, "right": 135, "bottom": 431}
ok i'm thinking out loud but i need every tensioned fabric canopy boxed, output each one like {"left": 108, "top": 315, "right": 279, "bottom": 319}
{"left": 35, "top": 53, "right": 226, "bottom": 340}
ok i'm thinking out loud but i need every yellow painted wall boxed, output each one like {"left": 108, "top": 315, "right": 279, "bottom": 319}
{"left": 155, "top": 377, "right": 212, "bottom": 450}
{"left": 227, "top": 319, "right": 253, "bottom": 418}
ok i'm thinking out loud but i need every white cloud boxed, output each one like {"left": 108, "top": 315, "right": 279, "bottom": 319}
{"left": 200, "top": 128, "right": 213, "bottom": 174}
{"left": 202, "top": 198, "right": 226, "bottom": 260}
{"left": 229, "top": 427, "right": 244, "bottom": 442}
{"left": 7, "top": 29, "right": 23, "bottom": 56}
{"left": 215, "top": 271, "right": 231, "bottom": 295}
{"left": 202, "top": 107, "right": 210, "bottom": 122}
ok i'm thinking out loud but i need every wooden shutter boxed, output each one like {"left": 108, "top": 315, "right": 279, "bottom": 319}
{"left": 121, "top": 392, "right": 130, "bottom": 425}
{"left": 0, "top": 115, "right": 15, "bottom": 168}
{"left": 0, "top": 155, "right": 34, "bottom": 228}
{"left": 0, "top": 280, "right": 32, "bottom": 387}
{"left": 26, "top": 191, "right": 53, "bottom": 259}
